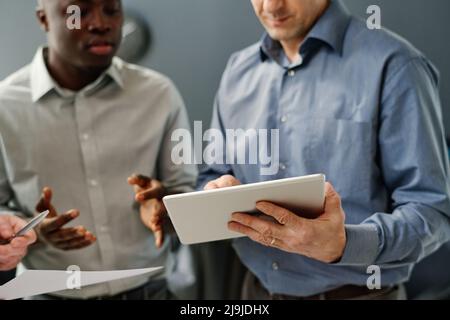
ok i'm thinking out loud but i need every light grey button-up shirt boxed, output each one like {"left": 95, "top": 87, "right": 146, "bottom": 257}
{"left": 0, "top": 48, "right": 197, "bottom": 299}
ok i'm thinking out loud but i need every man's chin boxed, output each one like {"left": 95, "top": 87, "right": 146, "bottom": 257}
{"left": 266, "top": 29, "right": 295, "bottom": 42}
{"left": 81, "top": 56, "right": 115, "bottom": 70}
{"left": 264, "top": 22, "right": 308, "bottom": 42}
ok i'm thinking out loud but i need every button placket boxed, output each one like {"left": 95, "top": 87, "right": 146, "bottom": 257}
{"left": 74, "top": 95, "right": 116, "bottom": 295}
{"left": 276, "top": 67, "right": 295, "bottom": 177}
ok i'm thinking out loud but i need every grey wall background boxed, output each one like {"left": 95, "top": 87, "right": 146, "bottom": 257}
{"left": 0, "top": 0, "right": 449, "bottom": 134}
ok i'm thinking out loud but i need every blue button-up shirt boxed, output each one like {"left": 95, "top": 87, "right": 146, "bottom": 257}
{"left": 198, "top": 1, "right": 450, "bottom": 296}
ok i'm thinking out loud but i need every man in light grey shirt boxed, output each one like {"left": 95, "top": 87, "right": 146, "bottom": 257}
{"left": 0, "top": 0, "right": 197, "bottom": 299}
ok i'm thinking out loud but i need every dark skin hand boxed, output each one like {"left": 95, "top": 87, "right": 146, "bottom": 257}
{"left": 127, "top": 174, "right": 172, "bottom": 249}
{"left": 36, "top": 0, "right": 123, "bottom": 91}
{"left": 35, "top": 187, "right": 96, "bottom": 250}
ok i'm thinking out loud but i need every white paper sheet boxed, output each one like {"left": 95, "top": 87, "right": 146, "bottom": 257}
{"left": 0, "top": 266, "right": 164, "bottom": 300}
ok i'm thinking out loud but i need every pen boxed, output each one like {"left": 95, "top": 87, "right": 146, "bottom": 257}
{"left": 0, "top": 210, "right": 49, "bottom": 245}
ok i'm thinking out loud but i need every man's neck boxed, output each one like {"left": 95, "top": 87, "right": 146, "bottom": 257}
{"left": 45, "top": 49, "right": 109, "bottom": 92}
{"left": 280, "top": 39, "right": 303, "bottom": 64}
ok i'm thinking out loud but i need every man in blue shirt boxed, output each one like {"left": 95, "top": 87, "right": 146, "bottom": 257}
{"left": 197, "top": 0, "right": 450, "bottom": 299}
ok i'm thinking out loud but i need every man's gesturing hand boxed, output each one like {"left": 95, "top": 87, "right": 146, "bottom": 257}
{"left": 228, "top": 182, "right": 347, "bottom": 263}
{"left": 128, "top": 174, "right": 169, "bottom": 248}
{"left": 36, "top": 187, "right": 96, "bottom": 250}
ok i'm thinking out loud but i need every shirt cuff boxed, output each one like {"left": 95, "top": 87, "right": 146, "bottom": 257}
{"left": 335, "top": 224, "right": 380, "bottom": 266}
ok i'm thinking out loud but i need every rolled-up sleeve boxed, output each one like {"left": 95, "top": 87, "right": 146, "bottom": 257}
{"left": 338, "top": 57, "right": 450, "bottom": 266}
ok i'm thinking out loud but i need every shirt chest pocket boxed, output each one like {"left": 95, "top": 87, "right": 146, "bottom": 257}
{"left": 294, "top": 117, "right": 375, "bottom": 196}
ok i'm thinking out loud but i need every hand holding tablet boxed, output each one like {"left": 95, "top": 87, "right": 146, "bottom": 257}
{"left": 163, "top": 174, "right": 326, "bottom": 245}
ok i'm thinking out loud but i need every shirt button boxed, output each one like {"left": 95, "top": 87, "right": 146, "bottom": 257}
{"left": 281, "top": 115, "right": 287, "bottom": 123}
{"left": 100, "top": 226, "right": 108, "bottom": 233}
{"left": 89, "top": 179, "right": 98, "bottom": 187}
{"left": 280, "top": 163, "right": 287, "bottom": 171}
{"left": 81, "top": 133, "right": 90, "bottom": 141}
{"left": 288, "top": 70, "right": 295, "bottom": 77}
{"left": 272, "top": 262, "right": 279, "bottom": 271}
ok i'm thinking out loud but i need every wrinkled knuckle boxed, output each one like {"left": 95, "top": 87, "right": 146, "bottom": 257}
{"left": 232, "top": 223, "right": 242, "bottom": 233}
{"left": 279, "top": 213, "right": 290, "bottom": 225}
{"left": 257, "top": 234, "right": 268, "bottom": 245}
{"left": 261, "top": 227, "right": 272, "bottom": 239}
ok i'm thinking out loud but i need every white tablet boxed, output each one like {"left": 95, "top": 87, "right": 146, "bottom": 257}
{"left": 163, "top": 174, "right": 326, "bottom": 245}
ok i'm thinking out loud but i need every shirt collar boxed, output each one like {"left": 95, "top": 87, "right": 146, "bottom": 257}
{"left": 30, "top": 48, "right": 56, "bottom": 103}
{"left": 260, "top": 0, "right": 351, "bottom": 62}
{"left": 107, "top": 57, "right": 125, "bottom": 89}
{"left": 30, "top": 47, "right": 125, "bottom": 103}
